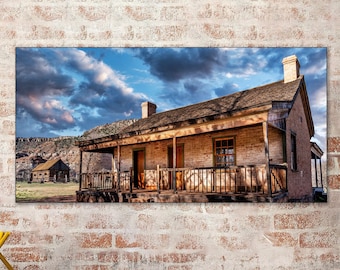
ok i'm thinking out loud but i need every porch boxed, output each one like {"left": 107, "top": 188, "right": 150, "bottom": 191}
{"left": 76, "top": 164, "right": 287, "bottom": 203}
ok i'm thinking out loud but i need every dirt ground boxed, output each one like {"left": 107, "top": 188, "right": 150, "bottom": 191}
{"left": 17, "top": 194, "right": 76, "bottom": 203}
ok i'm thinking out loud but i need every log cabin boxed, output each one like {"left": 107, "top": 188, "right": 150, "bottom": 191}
{"left": 75, "top": 55, "right": 323, "bottom": 203}
{"left": 31, "top": 158, "right": 70, "bottom": 183}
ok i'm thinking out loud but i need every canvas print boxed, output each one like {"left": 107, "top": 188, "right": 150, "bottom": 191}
{"left": 15, "top": 48, "right": 327, "bottom": 203}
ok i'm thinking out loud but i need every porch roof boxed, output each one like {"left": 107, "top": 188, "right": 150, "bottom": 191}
{"left": 76, "top": 76, "right": 304, "bottom": 148}
{"left": 311, "top": 142, "right": 324, "bottom": 159}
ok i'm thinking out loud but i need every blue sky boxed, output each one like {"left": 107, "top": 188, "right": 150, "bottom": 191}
{"left": 16, "top": 47, "right": 327, "bottom": 151}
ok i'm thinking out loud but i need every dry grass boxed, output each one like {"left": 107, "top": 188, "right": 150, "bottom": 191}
{"left": 16, "top": 182, "right": 78, "bottom": 203}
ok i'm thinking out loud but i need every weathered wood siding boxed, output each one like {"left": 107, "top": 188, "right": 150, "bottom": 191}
{"left": 32, "top": 169, "right": 50, "bottom": 182}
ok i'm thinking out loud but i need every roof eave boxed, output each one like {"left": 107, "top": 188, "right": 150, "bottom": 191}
{"left": 295, "top": 76, "right": 315, "bottom": 138}
{"left": 77, "top": 104, "right": 273, "bottom": 149}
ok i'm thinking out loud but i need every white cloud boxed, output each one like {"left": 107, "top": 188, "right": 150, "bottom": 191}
{"left": 59, "top": 48, "right": 146, "bottom": 98}
{"left": 224, "top": 68, "right": 256, "bottom": 79}
{"left": 44, "top": 116, "right": 57, "bottom": 124}
{"left": 311, "top": 88, "right": 327, "bottom": 110}
{"left": 61, "top": 111, "right": 75, "bottom": 123}
{"left": 44, "top": 99, "right": 63, "bottom": 110}
{"left": 303, "top": 63, "right": 326, "bottom": 76}
{"left": 225, "top": 72, "right": 233, "bottom": 78}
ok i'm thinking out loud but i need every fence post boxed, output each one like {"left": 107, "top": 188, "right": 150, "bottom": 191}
{"left": 129, "top": 167, "right": 133, "bottom": 193}
{"left": 157, "top": 165, "right": 160, "bottom": 194}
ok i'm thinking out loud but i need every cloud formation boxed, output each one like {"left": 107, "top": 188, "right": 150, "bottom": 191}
{"left": 16, "top": 48, "right": 148, "bottom": 136}
{"left": 136, "top": 48, "right": 224, "bottom": 82}
{"left": 16, "top": 49, "right": 76, "bottom": 133}
{"left": 16, "top": 46, "right": 327, "bottom": 155}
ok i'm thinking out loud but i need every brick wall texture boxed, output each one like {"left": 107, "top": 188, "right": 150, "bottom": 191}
{"left": 0, "top": 1, "right": 339, "bottom": 269}
{"left": 118, "top": 125, "right": 279, "bottom": 171}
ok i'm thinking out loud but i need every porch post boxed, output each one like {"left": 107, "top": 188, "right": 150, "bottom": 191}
{"left": 314, "top": 156, "right": 318, "bottom": 187}
{"left": 157, "top": 164, "right": 160, "bottom": 194}
{"left": 79, "top": 150, "right": 83, "bottom": 191}
{"left": 262, "top": 121, "right": 272, "bottom": 197}
{"left": 173, "top": 135, "right": 177, "bottom": 193}
{"left": 319, "top": 158, "right": 323, "bottom": 188}
{"left": 117, "top": 145, "right": 121, "bottom": 192}
{"left": 111, "top": 147, "right": 116, "bottom": 190}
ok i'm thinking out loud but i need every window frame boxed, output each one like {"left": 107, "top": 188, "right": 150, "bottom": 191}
{"left": 213, "top": 137, "right": 236, "bottom": 167}
{"left": 290, "top": 132, "right": 297, "bottom": 171}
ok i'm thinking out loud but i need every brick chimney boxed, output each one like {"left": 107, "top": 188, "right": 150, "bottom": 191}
{"left": 282, "top": 55, "right": 300, "bottom": 83}
{"left": 141, "top": 101, "right": 157, "bottom": 118}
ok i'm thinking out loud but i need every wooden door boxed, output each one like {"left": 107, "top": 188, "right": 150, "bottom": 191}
{"left": 168, "top": 145, "right": 184, "bottom": 190}
{"left": 133, "top": 150, "right": 145, "bottom": 189}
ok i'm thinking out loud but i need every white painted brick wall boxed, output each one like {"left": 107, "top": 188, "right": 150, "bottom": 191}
{"left": 0, "top": 1, "right": 339, "bottom": 269}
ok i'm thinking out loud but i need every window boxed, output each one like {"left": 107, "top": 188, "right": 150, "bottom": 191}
{"left": 214, "top": 138, "right": 235, "bottom": 167}
{"left": 291, "top": 133, "right": 297, "bottom": 171}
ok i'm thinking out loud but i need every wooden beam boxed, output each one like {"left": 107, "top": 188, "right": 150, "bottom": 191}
{"left": 79, "top": 150, "right": 83, "bottom": 191}
{"left": 262, "top": 121, "right": 272, "bottom": 197}
{"left": 173, "top": 136, "right": 177, "bottom": 193}
{"left": 79, "top": 111, "right": 270, "bottom": 152}
{"left": 117, "top": 145, "right": 121, "bottom": 191}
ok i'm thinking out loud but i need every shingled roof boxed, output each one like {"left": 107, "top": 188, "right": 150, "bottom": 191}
{"left": 76, "top": 73, "right": 315, "bottom": 151}
{"left": 32, "top": 158, "right": 62, "bottom": 171}
{"left": 121, "top": 76, "right": 303, "bottom": 135}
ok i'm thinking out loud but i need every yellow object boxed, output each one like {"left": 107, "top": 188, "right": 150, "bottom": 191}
{"left": 0, "top": 231, "right": 13, "bottom": 270}
{"left": 0, "top": 253, "right": 13, "bottom": 270}
{"left": 0, "top": 232, "right": 10, "bottom": 248}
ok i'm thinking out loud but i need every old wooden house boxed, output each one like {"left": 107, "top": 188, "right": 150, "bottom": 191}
{"left": 76, "top": 55, "right": 322, "bottom": 203}
{"left": 31, "top": 158, "right": 70, "bottom": 183}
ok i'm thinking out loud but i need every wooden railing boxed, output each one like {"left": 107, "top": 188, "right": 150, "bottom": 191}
{"left": 79, "top": 164, "right": 287, "bottom": 196}
{"left": 270, "top": 164, "right": 287, "bottom": 194}
{"left": 80, "top": 171, "right": 131, "bottom": 191}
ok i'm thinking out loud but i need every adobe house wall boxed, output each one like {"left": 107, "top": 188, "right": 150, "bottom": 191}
{"left": 286, "top": 91, "right": 313, "bottom": 200}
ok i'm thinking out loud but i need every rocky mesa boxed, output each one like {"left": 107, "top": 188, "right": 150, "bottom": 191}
{"left": 16, "top": 119, "right": 137, "bottom": 181}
